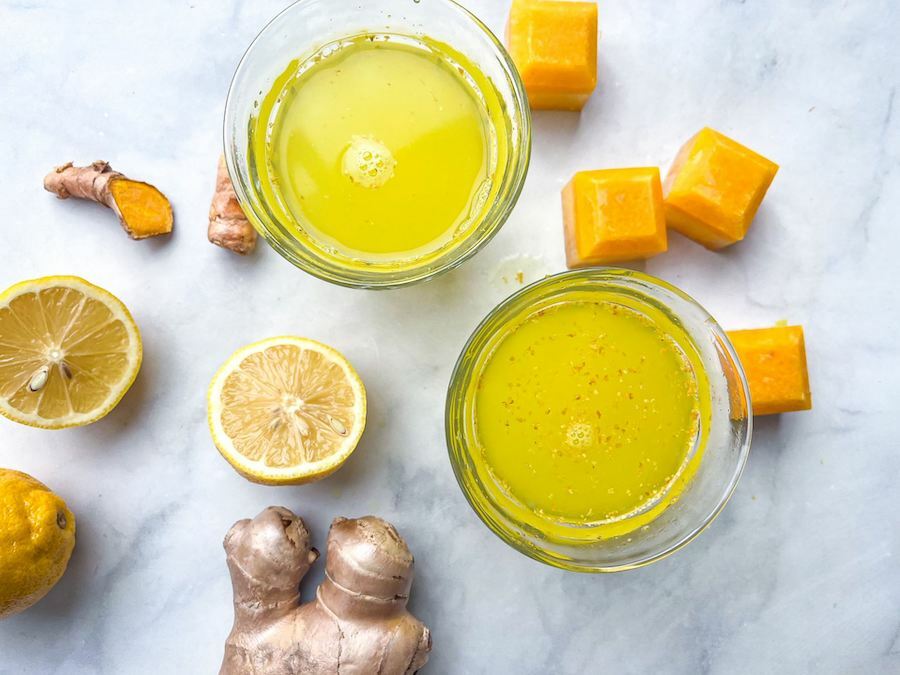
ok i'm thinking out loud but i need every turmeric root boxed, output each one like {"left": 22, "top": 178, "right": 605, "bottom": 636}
{"left": 209, "top": 156, "right": 257, "bottom": 255}
{"left": 221, "top": 507, "right": 431, "bottom": 675}
{"left": 43, "top": 161, "right": 173, "bottom": 239}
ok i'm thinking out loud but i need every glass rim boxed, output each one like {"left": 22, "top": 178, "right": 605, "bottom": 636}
{"left": 223, "top": 0, "right": 533, "bottom": 289}
{"left": 445, "top": 268, "right": 753, "bottom": 572}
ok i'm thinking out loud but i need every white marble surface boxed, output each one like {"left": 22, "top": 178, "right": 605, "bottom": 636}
{"left": 1, "top": 0, "right": 898, "bottom": 673}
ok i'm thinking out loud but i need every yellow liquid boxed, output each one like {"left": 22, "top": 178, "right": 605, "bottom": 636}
{"left": 473, "top": 298, "right": 709, "bottom": 537}
{"left": 254, "top": 35, "right": 504, "bottom": 265}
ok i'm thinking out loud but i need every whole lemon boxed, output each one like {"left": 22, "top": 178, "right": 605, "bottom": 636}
{"left": 0, "top": 469, "right": 76, "bottom": 619}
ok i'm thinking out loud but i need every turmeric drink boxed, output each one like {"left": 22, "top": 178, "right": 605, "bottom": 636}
{"left": 473, "top": 297, "right": 709, "bottom": 536}
{"left": 253, "top": 34, "right": 506, "bottom": 266}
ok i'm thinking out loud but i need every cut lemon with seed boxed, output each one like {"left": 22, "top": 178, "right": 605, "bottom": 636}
{"left": 207, "top": 336, "right": 367, "bottom": 485}
{"left": 0, "top": 276, "right": 142, "bottom": 429}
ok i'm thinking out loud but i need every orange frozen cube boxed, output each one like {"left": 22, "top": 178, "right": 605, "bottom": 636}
{"left": 562, "top": 167, "right": 668, "bottom": 267}
{"left": 728, "top": 325, "right": 812, "bottom": 416}
{"left": 506, "top": 0, "right": 598, "bottom": 111}
{"left": 664, "top": 128, "right": 779, "bottom": 249}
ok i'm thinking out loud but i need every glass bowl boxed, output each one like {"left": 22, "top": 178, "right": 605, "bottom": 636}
{"left": 223, "top": 0, "right": 531, "bottom": 289}
{"left": 446, "top": 269, "right": 752, "bottom": 572}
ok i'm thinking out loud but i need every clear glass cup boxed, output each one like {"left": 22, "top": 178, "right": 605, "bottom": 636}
{"left": 224, "top": 0, "right": 531, "bottom": 289}
{"left": 446, "top": 269, "right": 752, "bottom": 572}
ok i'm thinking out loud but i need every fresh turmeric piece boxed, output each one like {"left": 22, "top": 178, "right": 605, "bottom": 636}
{"left": 221, "top": 506, "right": 431, "bottom": 675}
{"left": 728, "top": 325, "right": 812, "bottom": 416}
{"left": 43, "top": 161, "right": 173, "bottom": 239}
{"left": 208, "top": 156, "right": 257, "bottom": 255}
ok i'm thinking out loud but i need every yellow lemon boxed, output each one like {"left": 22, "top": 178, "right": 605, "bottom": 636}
{"left": 0, "top": 469, "right": 76, "bottom": 619}
{"left": 0, "top": 276, "right": 142, "bottom": 429}
{"left": 208, "top": 336, "right": 367, "bottom": 485}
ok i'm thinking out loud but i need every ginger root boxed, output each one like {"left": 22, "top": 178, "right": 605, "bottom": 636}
{"left": 43, "top": 161, "right": 173, "bottom": 239}
{"left": 209, "top": 156, "right": 257, "bottom": 255}
{"left": 221, "top": 507, "right": 431, "bottom": 675}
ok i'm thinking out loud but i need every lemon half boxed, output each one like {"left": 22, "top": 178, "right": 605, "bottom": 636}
{"left": 208, "top": 336, "right": 367, "bottom": 485}
{"left": 0, "top": 276, "right": 142, "bottom": 429}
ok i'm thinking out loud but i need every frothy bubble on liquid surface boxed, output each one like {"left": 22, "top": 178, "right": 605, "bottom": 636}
{"left": 565, "top": 423, "right": 594, "bottom": 448}
{"left": 342, "top": 135, "right": 397, "bottom": 189}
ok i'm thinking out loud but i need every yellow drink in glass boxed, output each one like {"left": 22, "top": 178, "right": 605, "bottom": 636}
{"left": 251, "top": 34, "right": 508, "bottom": 269}
{"left": 225, "top": 0, "right": 531, "bottom": 287}
{"left": 445, "top": 269, "right": 749, "bottom": 571}
{"left": 474, "top": 299, "right": 709, "bottom": 538}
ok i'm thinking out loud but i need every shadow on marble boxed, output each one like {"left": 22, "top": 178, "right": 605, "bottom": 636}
{"left": 208, "top": 230, "right": 273, "bottom": 266}
{"left": 715, "top": 199, "right": 783, "bottom": 271}
{"left": 8, "top": 504, "right": 99, "bottom": 627}
{"left": 529, "top": 54, "right": 617, "bottom": 146}
{"left": 613, "top": 259, "right": 648, "bottom": 273}
{"left": 306, "top": 386, "right": 387, "bottom": 495}
{"left": 346, "top": 260, "right": 475, "bottom": 331}
{"left": 68, "top": 341, "right": 156, "bottom": 447}
{"left": 44, "top": 190, "right": 159, "bottom": 253}
{"left": 532, "top": 110, "right": 583, "bottom": 145}
{"left": 750, "top": 413, "right": 786, "bottom": 447}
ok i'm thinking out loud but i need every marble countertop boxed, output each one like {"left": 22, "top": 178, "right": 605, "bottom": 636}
{"left": 1, "top": 1, "right": 898, "bottom": 673}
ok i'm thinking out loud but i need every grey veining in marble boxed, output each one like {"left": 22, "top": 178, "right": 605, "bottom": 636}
{"left": 0, "top": 1, "right": 898, "bottom": 673}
